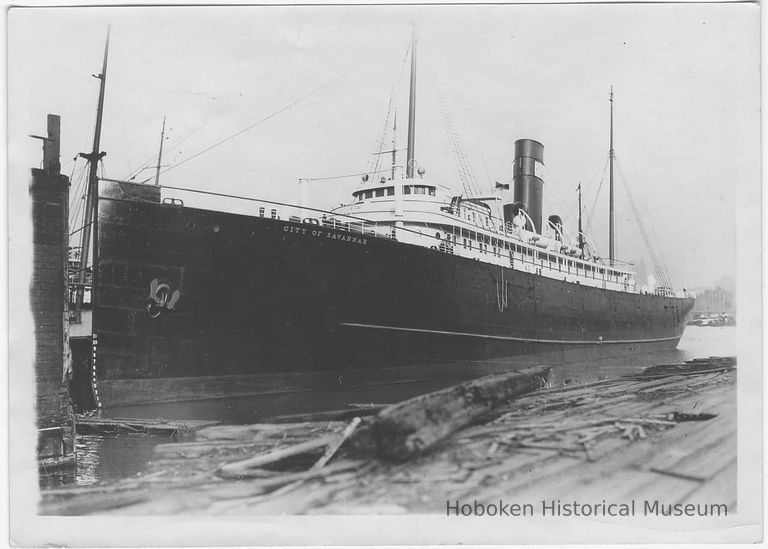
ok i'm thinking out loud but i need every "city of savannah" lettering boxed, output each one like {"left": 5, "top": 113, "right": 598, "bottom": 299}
{"left": 283, "top": 224, "right": 368, "bottom": 245}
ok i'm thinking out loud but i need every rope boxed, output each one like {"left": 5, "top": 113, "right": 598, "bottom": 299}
{"left": 142, "top": 72, "right": 348, "bottom": 184}
{"left": 365, "top": 44, "right": 410, "bottom": 178}
{"left": 69, "top": 221, "right": 93, "bottom": 237}
{"left": 308, "top": 167, "right": 391, "bottom": 182}
{"left": 614, "top": 157, "right": 672, "bottom": 288}
{"left": 124, "top": 71, "right": 274, "bottom": 182}
{"left": 496, "top": 267, "right": 508, "bottom": 312}
{"left": 68, "top": 162, "right": 89, "bottom": 230}
{"left": 585, "top": 156, "right": 609, "bottom": 236}
{"left": 432, "top": 77, "right": 482, "bottom": 197}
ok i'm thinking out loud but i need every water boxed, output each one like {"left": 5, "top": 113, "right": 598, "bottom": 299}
{"left": 41, "top": 326, "right": 736, "bottom": 488}
{"left": 40, "top": 432, "right": 162, "bottom": 490}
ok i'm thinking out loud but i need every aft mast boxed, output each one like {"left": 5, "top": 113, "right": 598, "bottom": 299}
{"left": 76, "top": 28, "right": 110, "bottom": 307}
{"left": 608, "top": 86, "right": 615, "bottom": 263}
{"left": 578, "top": 182, "right": 585, "bottom": 258}
{"left": 405, "top": 29, "right": 417, "bottom": 178}
{"left": 391, "top": 109, "right": 397, "bottom": 179}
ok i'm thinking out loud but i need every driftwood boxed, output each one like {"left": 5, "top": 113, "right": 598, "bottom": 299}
{"left": 312, "top": 417, "right": 361, "bottom": 470}
{"left": 40, "top": 355, "right": 735, "bottom": 515}
{"left": 217, "top": 434, "right": 336, "bottom": 478}
{"left": 635, "top": 356, "right": 736, "bottom": 379}
{"left": 370, "top": 366, "right": 551, "bottom": 461}
{"left": 216, "top": 417, "right": 362, "bottom": 478}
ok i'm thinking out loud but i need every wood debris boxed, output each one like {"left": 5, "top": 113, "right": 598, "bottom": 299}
{"left": 40, "top": 356, "right": 736, "bottom": 515}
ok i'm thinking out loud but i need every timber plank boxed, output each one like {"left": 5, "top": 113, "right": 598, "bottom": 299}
{"left": 653, "top": 432, "right": 736, "bottom": 482}
{"left": 643, "top": 416, "right": 734, "bottom": 477}
{"left": 678, "top": 460, "right": 737, "bottom": 509}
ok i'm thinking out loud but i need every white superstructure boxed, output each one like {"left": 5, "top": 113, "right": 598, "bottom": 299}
{"left": 333, "top": 169, "right": 638, "bottom": 293}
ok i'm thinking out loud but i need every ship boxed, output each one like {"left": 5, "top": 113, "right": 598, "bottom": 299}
{"left": 70, "top": 33, "right": 695, "bottom": 410}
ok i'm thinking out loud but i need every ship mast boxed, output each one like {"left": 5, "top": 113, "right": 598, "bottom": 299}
{"left": 608, "top": 86, "right": 615, "bottom": 263}
{"left": 391, "top": 109, "right": 397, "bottom": 179}
{"left": 76, "top": 28, "right": 110, "bottom": 304}
{"left": 154, "top": 116, "right": 167, "bottom": 186}
{"left": 578, "top": 182, "right": 585, "bottom": 258}
{"left": 405, "top": 29, "right": 417, "bottom": 179}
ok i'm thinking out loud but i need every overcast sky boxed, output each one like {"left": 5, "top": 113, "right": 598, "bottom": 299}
{"left": 8, "top": 3, "right": 760, "bottom": 289}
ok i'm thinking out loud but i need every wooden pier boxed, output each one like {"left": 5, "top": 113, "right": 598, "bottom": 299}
{"left": 40, "top": 357, "right": 736, "bottom": 515}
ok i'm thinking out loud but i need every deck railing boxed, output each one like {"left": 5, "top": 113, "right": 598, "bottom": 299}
{"left": 101, "top": 179, "right": 639, "bottom": 292}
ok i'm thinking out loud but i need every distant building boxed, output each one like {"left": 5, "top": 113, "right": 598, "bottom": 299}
{"left": 692, "top": 287, "right": 736, "bottom": 315}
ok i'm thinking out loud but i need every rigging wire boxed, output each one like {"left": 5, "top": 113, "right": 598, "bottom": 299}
{"left": 68, "top": 162, "right": 89, "bottom": 234}
{"left": 308, "top": 167, "right": 392, "bottom": 182}
{"left": 614, "top": 157, "right": 673, "bottom": 288}
{"left": 365, "top": 43, "right": 411, "bottom": 178}
{"left": 67, "top": 158, "right": 83, "bottom": 226}
{"left": 584, "top": 156, "right": 609, "bottom": 237}
{"left": 432, "top": 77, "right": 482, "bottom": 197}
{"left": 140, "top": 72, "right": 348, "bottom": 184}
{"left": 123, "top": 71, "right": 275, "bottom": 181}
{"left": 366, "top": 95, "right": 395, "bottom": 179}
{"left": 68, "top": 108, "right": 99, "bottom": 241}
{"left": 470, "top": 122, "right": 493, "bottom": 194}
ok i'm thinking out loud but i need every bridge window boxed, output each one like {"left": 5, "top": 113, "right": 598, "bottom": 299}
{"left": 375, "top": 188, "right": 385, "bottom": 197}
{"left": 403, "top": 186, "right": 411, "bottom": 195}
{"left": 387, "top": 187, "right": 394, "bottom": 196}
{"left": 364, "top": 190, "right": 373, "bottom": 199}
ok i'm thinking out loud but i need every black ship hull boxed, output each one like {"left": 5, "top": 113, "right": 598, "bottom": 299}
{"left": 87, "top": 181, "right": 694, "bottom": 408}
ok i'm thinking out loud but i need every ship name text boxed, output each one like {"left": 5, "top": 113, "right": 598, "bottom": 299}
{"left": 283, "top": 224, "right": 368, "bottom": 245}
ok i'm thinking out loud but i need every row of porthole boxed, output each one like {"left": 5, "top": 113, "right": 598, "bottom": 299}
{"left": 185, "top": 220, "right": 290, "bottom": 240}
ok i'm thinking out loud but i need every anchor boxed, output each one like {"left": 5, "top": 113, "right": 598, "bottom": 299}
{"left": 145, "top": 278, "right": 181, "bottom": 319}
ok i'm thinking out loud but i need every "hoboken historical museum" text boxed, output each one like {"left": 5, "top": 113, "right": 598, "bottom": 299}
{"left": 446, "top": 499, "right": 728, "bottom": 517}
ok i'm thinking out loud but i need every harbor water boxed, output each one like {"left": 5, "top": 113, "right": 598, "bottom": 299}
{"left": 41, "top": 326, "right": 736, "bottom": 488}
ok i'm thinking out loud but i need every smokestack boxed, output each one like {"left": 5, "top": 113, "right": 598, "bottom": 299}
{"left": 512, "top": 139, "right": 544, "bottom": 233}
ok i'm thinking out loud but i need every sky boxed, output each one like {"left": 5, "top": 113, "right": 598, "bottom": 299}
{"left": 8, "top": 3, "right": 760, "bottom": 290}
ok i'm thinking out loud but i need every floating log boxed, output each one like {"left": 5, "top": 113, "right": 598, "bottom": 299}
{"left": 77, "top": 416, "right": 220, "bottom": 439}
{"left": 369, "top": 366, "right": 551, "bottom": 462}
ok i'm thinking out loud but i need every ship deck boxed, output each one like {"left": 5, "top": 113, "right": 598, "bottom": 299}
{"left": 40, "top": 359, "right": 736, "bottom": 516}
